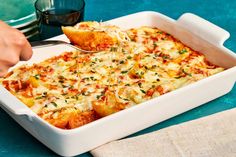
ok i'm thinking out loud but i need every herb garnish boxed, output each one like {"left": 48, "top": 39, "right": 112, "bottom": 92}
{"left": 118, "top": 95, "right": 129, "bottom": 101}
{"left": 179, "top": 49, "right": 188, "bottom": 54}
{"left": 153, "top": 42, "right": 158, "bottom": 48}
{"left": 121, "top": 70, "right": 128, "bottom": 74}
{"left": 51, "top": 102, "right": 58, "bottom": 107}
{"left": 127, "top": 56, "right": 132, "bottom": 59}
{"left": 119, "top": 60, "right": 125, "bottom": 64}
{"left": 36, "top": 96, "right": 43, "bottom": 100}
{"left": 182, "top": 69, "right": 192, "bottom": 76}
{"left": 110, "top": 47, "right": 118, "bottom": 52}
{"left": 140, "top": 89, "right": 146, "bottom": 94}
{"left": 34, "top": 74, "right": 40, "bottom": 80}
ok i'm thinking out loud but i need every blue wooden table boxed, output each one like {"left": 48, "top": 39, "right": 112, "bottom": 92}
{"left": 0, "top": 0, "right": 235, "bottom": 156}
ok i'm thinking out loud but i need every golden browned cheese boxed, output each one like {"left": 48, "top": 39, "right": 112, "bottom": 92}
{"left": 92, "top": 91, "right": 126, "bottom": 117}
{"left": 41, "top": 108, "right": 99, "bottom": 129}
{"left": 62, "top": 21, "right": 127, "bottom": 51}
{"left": 62, "top": 26, "right": 116, "bottom": 51}
{"left": 0, "top": 23, "right": 224, "bottom": 129}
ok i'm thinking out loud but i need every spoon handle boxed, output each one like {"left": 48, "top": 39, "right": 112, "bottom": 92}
{"left": 30, "top": 40, "right": 69, "bottom": 48}
{"left": 30, "top": 40, "right": 96, "bottom": 53}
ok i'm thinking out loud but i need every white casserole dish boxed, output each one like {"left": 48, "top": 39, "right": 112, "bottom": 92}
{"left": 0, "top": 11, "right": 236, "bottom": 156}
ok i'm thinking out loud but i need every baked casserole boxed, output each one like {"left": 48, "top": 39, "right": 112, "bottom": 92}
{"left": 0, "top": 22, "right": 224, "bottom": 129}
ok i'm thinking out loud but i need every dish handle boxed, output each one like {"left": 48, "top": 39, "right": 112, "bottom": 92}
{"left": 177, "top": 13, "right": 230, "bottom": 46}
{"left": 0, "top": 85, "right": 34, "bottom": 119}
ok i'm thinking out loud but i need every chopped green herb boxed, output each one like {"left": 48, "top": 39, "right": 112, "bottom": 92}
{"left": 140, "top": 89, "right": 146, "bottom": 94}
{"left": 71, "top": 94, "right": 79, "bottom": 100}
{"left": 34, "top": 74, "right": 40, "bottom": 80}
{"left": 96, "top": 94, "right": 102, "bottom": 99}
{"left": 36, "top": 96, "right": 43, "bottom": 100}
{"left": 135, "top": 72, "right": 140, "bottom": 77}
{"left": 153, "top": 42, "right": 158, "bottom": 47}
{"left": 68, "top": 85, "right": 74, "bottom": 89}
{"left": 75, "top": 95, "right": 79, "bottom": 100}
{"left": 179, "top": 49, "right": 188, "bottom": 54}
{"left": 138, "top": 82, "right": 142, "bottom": 88}
{"left": 121, "top": 70, "right": 128, "bottom": 74}
{"left": 90, "top": 62, "right": 96, "bottom": 66}
{"left": 62, "top": 84, "right": 71, "bottom": 88}
{"left": 118, "top": 96, "right": 129, "bottom": 101}
{"left": 83, "top": 77, "right": 90, "bottom": 81}
{"left": 162, "top": 55, "right": 169, "bottom": 60}
{"left": 136, "top": 71, "right": 144, "bottom": 76}
{"left": 90, "top": 76, "right": 97, "bottom": 81}
{"left": 110, "top": 47, "right": 118, "bottom": 52}
{"left": 59, "top": 80, "right": 64, "bottom": 83}
{"left": 174, "top": 76, "right": 182, "bottom": 79}
{"left": 51, "top": 102, "right": 58, "bottom": 107}
{"left": 154, "top": 54, "right": 158, "bottom": 57}
{"left": 182, "top": 69, "right": 192, "bottom": 76}
{"left": 127, "top": 56, "right": 132, "bottom": 59}
{"left": 125, "top": 84, "right": 130, "bottom": 86}
{"left": 152, "top": 65, "right": 157, "bottom": 68}
{"left": 119, "top": 60, "right": 125, "bottom": 64}
{"left": 98, "top": 59, "right": 103, "bottom": 62}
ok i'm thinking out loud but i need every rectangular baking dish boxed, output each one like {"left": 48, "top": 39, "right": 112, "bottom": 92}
{"left": 0, "top": 11, "right": 236, "bottom": 156}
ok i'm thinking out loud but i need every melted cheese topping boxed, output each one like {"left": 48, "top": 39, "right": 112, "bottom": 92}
{"left": 75, "top": 21, "right": 131, "bottom": 43}
{"left": 0, "top": 25, "right": 224, "bottom": 129}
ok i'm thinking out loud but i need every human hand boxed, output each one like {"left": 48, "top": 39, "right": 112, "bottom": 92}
{"left": 0, "top": 21, "right": 32, "bottom": 77}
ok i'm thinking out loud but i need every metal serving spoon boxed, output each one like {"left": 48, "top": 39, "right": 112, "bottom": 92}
{"left": 30, "top": 40, "right": 98, "bottom": 53}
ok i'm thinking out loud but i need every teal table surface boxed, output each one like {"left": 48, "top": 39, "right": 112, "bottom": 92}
{"left": 0, "top": 0, "right": 235, "bottom": 156}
